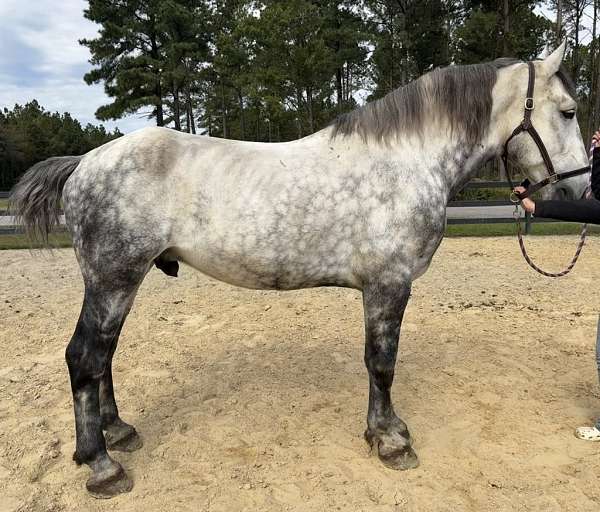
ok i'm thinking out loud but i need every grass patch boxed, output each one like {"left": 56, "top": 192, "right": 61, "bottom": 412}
{"left": 0, "top": 199, "right": 9, "bottom": 210}
{"left": 0, "top": 232, "right": 72, "bottom": 250}
{"left": 453, "top": 187, "right": 509, "bottom": 202}
{"left": 445, "top": 222, "right": 600, "bottom": 237}
{"left": 0, "top": 223, "right": 597, "bottom": 249}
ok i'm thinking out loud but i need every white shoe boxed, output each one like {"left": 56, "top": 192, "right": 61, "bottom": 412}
{"left": 574, "top": 426, "right": 600, "bottom": 441}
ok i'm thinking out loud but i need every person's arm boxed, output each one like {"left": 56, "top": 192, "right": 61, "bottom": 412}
{"left": 512, "top": 129, "right": 600, "bottom": 224}
{"left": 534, "top": 199, "right": 600, "bottom": 224}
{"left": 514, "top": 186, "right": 600, "bottom": 224}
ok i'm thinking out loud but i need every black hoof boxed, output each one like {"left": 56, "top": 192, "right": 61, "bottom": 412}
{"left": 105, "top": 422, "right": 143, "bottom": 453}
{"left": 86, "top": 461, "right": 133, "bottom": 499}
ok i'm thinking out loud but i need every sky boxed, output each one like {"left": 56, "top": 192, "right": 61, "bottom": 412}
{"left": 0, "top": 0, "right": 152, "bottom": 133}
{"left": 0, "top": 1, "right": 596, "bottom": 135}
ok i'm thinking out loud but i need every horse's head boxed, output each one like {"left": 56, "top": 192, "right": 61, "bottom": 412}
{"left": 498, "top": 41, "right": 589, "bottom": 200}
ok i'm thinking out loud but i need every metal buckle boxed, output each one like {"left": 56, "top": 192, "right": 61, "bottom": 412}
{"left": 513, "top": 204, "right": 521, "bottom": 219}
{"left": 548, "top": 174, "right": 559, "bottom": 184}
{"left": 525, "top": 97, "right": 534, "bottom": 110}
{"left": 510, "top": 192, "right": 521, "bottom": 204}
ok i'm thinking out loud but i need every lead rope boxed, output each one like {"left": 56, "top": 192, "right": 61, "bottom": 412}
{"left": 512, "top": 193, "right": 589, "bottom": 278}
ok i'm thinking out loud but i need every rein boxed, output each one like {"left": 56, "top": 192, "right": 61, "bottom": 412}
{"left": 502, "top": 61, "right": 589, "bottom": 278}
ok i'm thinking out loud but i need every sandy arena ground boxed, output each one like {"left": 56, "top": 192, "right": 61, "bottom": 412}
{"left": 1, "top": 237, "right": 600, "bottom": 512}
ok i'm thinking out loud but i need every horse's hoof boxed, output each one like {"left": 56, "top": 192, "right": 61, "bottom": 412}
{"left": 105, "top": 422, "right": 143, "bottom": 452}
{"left": 378, "top": 445, "right": 419, "bottom": 471}
{"left": 365, "top": 428, "right": 419, "bottom": 471}
{"left": 86, "top": 462, "right": 133, "bottom": 499}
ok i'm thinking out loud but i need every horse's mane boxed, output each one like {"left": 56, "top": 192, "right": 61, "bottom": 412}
{"left": 331, "top": 58, "right": 575, "bottom": 146}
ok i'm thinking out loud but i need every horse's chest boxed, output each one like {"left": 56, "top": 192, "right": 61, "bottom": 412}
{"left": 375, "top": 199, "right": 446, "bottom": 279}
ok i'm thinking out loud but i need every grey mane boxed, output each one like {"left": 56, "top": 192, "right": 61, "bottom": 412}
{"left": 331, "top": 58, "right": 576, "bottom": 146}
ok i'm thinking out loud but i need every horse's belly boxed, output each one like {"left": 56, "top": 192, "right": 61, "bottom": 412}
{"left": 171, "top": 242, "right": 357, "bottom": 291}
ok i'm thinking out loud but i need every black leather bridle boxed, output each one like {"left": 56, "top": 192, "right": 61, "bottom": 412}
{"left": 502, "top": 61, "right": 589, "bottom": 201}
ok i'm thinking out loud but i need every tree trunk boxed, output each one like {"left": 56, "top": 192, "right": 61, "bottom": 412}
{"left": 336, "top": 68, "right": 344, "bottom": 111}
{"left": 502, "top": 0, "right": 510, "bottom": 56}
{"left": 256, "top": 108, "right": 260, "bottom": 141}
{"left": 150, "top": 28, "right": 164, "bottom": 127}
{"left": 588, "top": 0, "right": 598, "bottom": 140}
{"left": 155, "top": 82, "right": 164, "bottom": 127}
{"left": 296, "top": 89, "right": 303, "bottom": 138}
{"left": 346, "top": 64, "right": 351, "bottom": 104}
{"left": 389, "top": 8, "right": 394, "bottom": 91}
{"left": 306, "top": 88, "right": 314, "bottom": 134}
{"left": 186, "top": 87, "right": 196, "bottom": 135}
{"left": 556, "top": 0, "right": 563, "bottom": 44}
{"left": 595, "top": 31, "right": 600, "bottom": 133}
{"left": 573, "top": 6, "right": 581, "bottom": 83}
{"left": 220, "top": 81, "right": 228, "bottom": 139}
{"left": 237, "top": 91, "right": 246, "bottom": 140}
{"left": 172, "top": 80, "right": 181, "bottom": 131}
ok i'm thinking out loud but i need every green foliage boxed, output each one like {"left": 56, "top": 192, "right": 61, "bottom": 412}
{"left": 0, "top": 101, "right": 121, "bottom": 189}
{"left": 200, "top": 0, "right": 369, "bottom": 140}
{"left": 80, "top": 0, "right": 586, "bottom": 144}
{"left": 367, "top": 0, "right": 453, "bottom": 99}
{"left": 455, "top": 2, "right": 551, "bottom": 64}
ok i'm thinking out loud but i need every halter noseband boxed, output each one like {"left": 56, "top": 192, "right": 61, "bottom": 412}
{"left": 502, "top": 61, "right": 589, "bottom": 201}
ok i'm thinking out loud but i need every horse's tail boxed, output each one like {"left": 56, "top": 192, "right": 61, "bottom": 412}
{"left": 9, "top": 156, "right": 82, "bottom": 245}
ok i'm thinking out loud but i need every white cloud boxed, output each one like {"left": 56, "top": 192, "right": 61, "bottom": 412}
{"left": 0, "top": 0, "right": 152, "bottom": 133}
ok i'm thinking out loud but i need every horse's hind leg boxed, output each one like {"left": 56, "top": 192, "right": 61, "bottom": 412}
{"left": 362, "top": 279, "right": 419, "bottom": 470}
{"left": 66, "top": 276, "right": 145, "bottom": 498}
{"left": 99, "top": 323, "right": 143, "bottom": 453}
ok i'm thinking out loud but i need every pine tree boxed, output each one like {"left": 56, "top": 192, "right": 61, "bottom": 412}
{"left": 81, "top": 0, "right": 169, "bottom": 126}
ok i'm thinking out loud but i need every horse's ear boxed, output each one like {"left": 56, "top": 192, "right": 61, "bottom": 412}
{"left": 542, "top": 40, "right": 567, "bottom": 75}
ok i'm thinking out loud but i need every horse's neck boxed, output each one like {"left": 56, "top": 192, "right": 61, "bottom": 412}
{"left": 413, "top": 138, "right": 500, "bottom": 202}
{"left": 453, "top": 146, "right": 497, "bottom": 198}
{"left": 324, "top": 128, "right": 502, "bottom": 201}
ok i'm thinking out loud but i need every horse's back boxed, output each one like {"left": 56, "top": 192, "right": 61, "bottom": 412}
{"left": 61, "top": 127, "right": 360, "bottom": 289}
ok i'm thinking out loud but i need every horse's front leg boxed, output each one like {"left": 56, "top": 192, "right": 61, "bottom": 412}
{"left": 362, "top": 280, "right": 419, "bottom": 470}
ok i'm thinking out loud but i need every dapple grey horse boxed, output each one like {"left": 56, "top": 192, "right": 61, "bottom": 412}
{"left": 10, "top": 42, "right": 589, "bottom": 498}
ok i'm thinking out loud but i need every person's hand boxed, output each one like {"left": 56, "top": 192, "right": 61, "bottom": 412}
{"left": 513, "top": 186, "right": 536, "bottom": 213}
{"left": 592, "top": 130, "right": 600, "bottom": 148}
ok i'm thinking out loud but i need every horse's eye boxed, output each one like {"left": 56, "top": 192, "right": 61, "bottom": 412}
{"left": 562, "top": 110, "right": 576, "bottom": 120}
